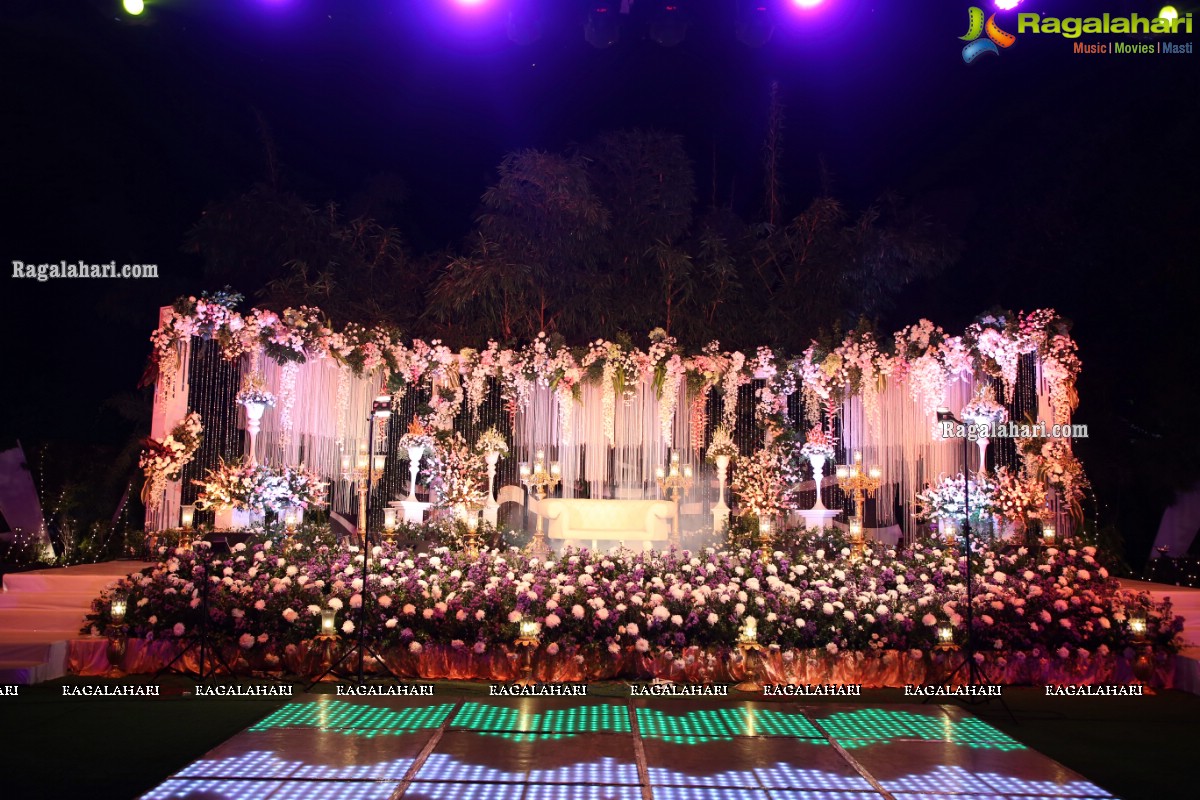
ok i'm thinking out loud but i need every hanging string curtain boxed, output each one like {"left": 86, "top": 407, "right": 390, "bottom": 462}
{"left": 150, "top": 298, "right": 1080, "bottom": 526}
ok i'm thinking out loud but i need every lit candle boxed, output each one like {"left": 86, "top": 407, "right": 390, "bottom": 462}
{"left": 180, "top": 504, "right": 195, "bottom": 531}
{"left": 372, "top": 454, "right": 386, "bottom": 474}
{"left": 670, "top": 451, "right": 680, "bottom": 465}
{"left": 467, "top": 515, "right": 478, "bottom": 532}
{"left": 284, "top": 506, "right": 302, "bottom": 530}
{"left": 868, "top": 466, "right": 882, "bottom": 480}
{"left": 550, "top": 462, "right": 561, "bottom": 477}
{"left": 683, "top": 465, "right": 693, "bottom": 479}
{"left": 341, "top": 454, "right": 351, "bottom": 475}
{"left": 656, "top": 466, "right": 666, "bottom": 480}
{"left": 110, "top": 593, "right": 127, "bottom": 624}
{"left": 383, "top": 507, "right": 397, "bottom": 532}
{"left": 519, "top": 620, "right": 540, "bottom": 639}
{"left": 356, "top": 452, "right": 369, "bottom": 471}
{"left": 321, "top": 607, "right": 337, "bottom": 637}
{"left": 938, "top": 623, "right": 954, "bottom": 644}
{"left": 759, "top": 518, "right": 772, "bottom": 536}
{"left": 1042, "top": 524, "right": 1056, "bottom": 544}
{"left": 836, "top": 465, "right": 849, "bottom": 479}
{"left": 1129, "top": 612, "right": 1147, "bottom": 637}
{"left": 853, "top": 450, "right": 862, "bottom": 464}
{"left": 849, "top": 518, "right": 863, "bottom": 538}
{"left": 740, "top": 617, "right": 758, "bottom": 643}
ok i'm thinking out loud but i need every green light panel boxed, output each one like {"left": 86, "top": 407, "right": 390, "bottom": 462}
{"left": 815, "top": 709, "right": 1025, "bottom": 751}
{"left": 635, "top": 707, "right": 824, "bottom": 743}
{"left": 250, "top": 701, "right": 455, "bottom": 737}
{"left": 450, "top": 702, "right": 632, "bottom": 735}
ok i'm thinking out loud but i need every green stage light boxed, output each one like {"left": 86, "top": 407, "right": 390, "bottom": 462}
{"left": 635, "top": 707, "right": 823, "bottom": 741}
{"left": 124, "top": 0, "right": 145, "bottom": 16}
{"left": 451, "top": 702, "right": 632, "bottom": 735}
{"left": 250, "top": 701, "right": 455, "bottom": 736}
{"left": 816, "top": 709, "right": 1026, "bottom": 751}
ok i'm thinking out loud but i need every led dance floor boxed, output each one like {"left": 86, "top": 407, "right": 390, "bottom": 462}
{"left": 140, "top": 695, "right": 1118, "bottom": 799}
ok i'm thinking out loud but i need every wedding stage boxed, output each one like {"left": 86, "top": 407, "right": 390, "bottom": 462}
{"left": 137, "top": 694, "right": 1120, "bottom": 800}
{"left": 93, "top": 292, "right": 1188, "bottom": 695}
{"left": 0, "top": 561, "right": 154, "bottom": 684}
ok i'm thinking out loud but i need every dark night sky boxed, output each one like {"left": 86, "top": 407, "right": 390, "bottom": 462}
{"left": 1, "top": 0, "right": 1198, "bottom": 552}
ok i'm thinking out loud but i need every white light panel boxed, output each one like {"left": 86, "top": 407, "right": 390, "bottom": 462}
{"left": 528, "top": 756, "right": 641, "bottom": 784}
{"left": 404, "top": 782, "right": 525, "bottom": 800}
{"left": 139, "top": 779, "right": 283, "bottom": 800}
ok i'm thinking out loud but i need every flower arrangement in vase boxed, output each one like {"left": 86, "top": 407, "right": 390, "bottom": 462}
{"left": 235, "top": 373, "right": 276, "bottom": 408}
{"left": 474, "top": 427, "right": 510, "bottom": 457}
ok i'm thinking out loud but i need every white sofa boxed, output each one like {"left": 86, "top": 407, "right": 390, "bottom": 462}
{"left": 535, "top": 498, "right": 676, "bottom": 552}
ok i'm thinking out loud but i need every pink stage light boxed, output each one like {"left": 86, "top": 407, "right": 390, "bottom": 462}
{"left": 791, "top": 0, "right": 827, "bottom": 8}
{"left": 994, "top": 0, "right": 1025, "bottom": 9}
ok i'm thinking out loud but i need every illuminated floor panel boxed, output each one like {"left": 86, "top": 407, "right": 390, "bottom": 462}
{"left": 140, "top": 779, "right": 285, "bottom": 799}
{"left": 524, "top": 786, "right": 645, "bottom": 800}
{"left": 268, "top": 781, "right": 400, "bottom": 800}
{"left": 651, "top": 787, "right": 772, "bottom": 800}
{"left": 404, "top": 782, "right": 525, "bottom": 800}
{"left": 141, "top": 697, "right": 1121, "bottom": 800}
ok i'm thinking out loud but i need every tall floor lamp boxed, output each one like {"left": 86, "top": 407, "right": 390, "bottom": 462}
{"left": 309, "top": 392, "right": 399, "bottom": 688}
{"left": 933, "top": 405, "right": 1015, "bottom": 722}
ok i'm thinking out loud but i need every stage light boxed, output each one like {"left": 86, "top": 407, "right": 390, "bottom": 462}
{"left": 372, "top": 393, "right": 393, "bottom": 418}
{"left": 508, "top": 0, "right": 542, "bottom": 45}
{"left": 585, "top": 2, "right": 621, "bottom": 49}
{"left": 994, "top": 1, "right": 1025, "bottom": 9}
{"left": 649, "top": 2, "right": 689, "bottom": 47}
{"left": 791, "top": 0, "right": 825, "bottom": 8}
{"left": 736, "top": 1, "right": 776, "bottom": 47}
{"left": 1159, "top": 5, "right": 1179, "bottom": 24}
{"left": 123, "top": 0, "right": 145, "bottom": 15}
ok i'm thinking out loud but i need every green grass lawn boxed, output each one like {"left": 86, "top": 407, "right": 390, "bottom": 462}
{"left": 0, "top": 678, "right": 1193, "bottom": 799}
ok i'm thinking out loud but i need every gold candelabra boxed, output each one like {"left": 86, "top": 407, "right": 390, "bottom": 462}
{"left": 656, "top": 452, "right": 693, "bottom": 549}
{"left": 521, "top": 450, "right": 561, "bottom": 558}
{"left": 837, "top": 451, "right": 880, "bottom": 560}
{"left": 342, "top": 444, "right": 387, "bottom": 539}
{"left": 520, "top": 449, "right": 561, "bottom": 500}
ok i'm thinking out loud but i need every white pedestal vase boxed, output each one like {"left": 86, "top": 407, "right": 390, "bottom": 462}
{"left": 808, "top": 455, "right": 827, "bottom": 511}
{"left": 243, "top": 401, "right": 267, "bottom": 464}
{"left": 712, "top": 454, "right": 731, "bottom": 532}
{"left": 406, "top": 447, "right": 424, "bottom": 502}
{"left": 484, "top": 451, "right": 500, "bottom": 527}
{"left": 976, "top": 437, "right": 990, "bottom": 473}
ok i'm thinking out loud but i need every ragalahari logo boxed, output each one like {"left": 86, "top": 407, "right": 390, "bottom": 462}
{"left": 960, "top": 6, "right": 1016, "bottom": 63}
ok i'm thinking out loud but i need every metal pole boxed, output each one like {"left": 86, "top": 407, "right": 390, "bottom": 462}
{"left": 962, "top": 432, "right": 973, "bottom": 669}
{"left": 358, "top": 413, "right": 373, "bottom": 685}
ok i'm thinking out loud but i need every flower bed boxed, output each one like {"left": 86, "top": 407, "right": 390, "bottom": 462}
{"left": 83, "top": 530, "right": 1183, "bottom": 685}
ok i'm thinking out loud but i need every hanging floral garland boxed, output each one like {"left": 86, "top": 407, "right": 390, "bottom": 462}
{"left": 143, "top": 292, "right": 1082, "bottom": 436}
{"left": 139, "top": 412, "right": 203, "bottom": 509}
{"left": 648, "top": 329, "right": 684, "bottom": 446}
